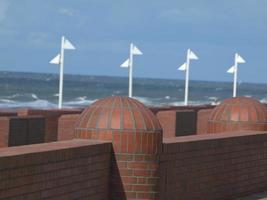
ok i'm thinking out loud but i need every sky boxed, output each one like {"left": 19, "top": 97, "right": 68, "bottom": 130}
{"left": 0, "top": 0, "right": 266, "bottom": 83}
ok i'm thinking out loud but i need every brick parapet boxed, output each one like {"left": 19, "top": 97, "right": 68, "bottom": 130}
{"left": 17, "top": 108, "right": 83, "bottom": 142}
{"left": 0, "top": 115, "right": 45, "bottom": 147}
{"left": 161, "top": 131, "right": 267, "bottom": 199}
{"left": 156, "top": 110, "right": 196, "bottom": 137}
{"left": 0, "top": 139, "right": 112, "bottom": 200}
{"left": 58, "top": 114, "right": 80, "bottom": 141}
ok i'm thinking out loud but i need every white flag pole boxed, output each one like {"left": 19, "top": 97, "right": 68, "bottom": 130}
{"left": 58, "top": 36, "right": 65, "bottom": 109}
{"left": 129, "top": 43, "right": 134, "bottom": 98}
{"left": 50, "top": 36, "right": 75, "bottom": 109}
{"left": 120, "top": 43, "right": 142, "bottom": 97}
{"left": 184, "top": 49, "right": 191, "bottom": 105}
{"left": 233, "top": 53, "right": 238, "bottom": 97}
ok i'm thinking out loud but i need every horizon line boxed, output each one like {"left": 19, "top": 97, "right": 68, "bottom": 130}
{"left": 1, "top": 69, "right": 266, "bottom": 86}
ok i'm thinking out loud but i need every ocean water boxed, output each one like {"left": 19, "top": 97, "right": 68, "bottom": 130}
{"left": 0, "top": 71, "right": 267, "bottom": 109}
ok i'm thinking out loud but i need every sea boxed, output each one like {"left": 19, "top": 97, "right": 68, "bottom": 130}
{"left": 0, "top": 71, "right": 267, "bottom": 109}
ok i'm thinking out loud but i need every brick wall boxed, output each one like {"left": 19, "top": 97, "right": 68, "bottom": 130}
{"left": 18, "top": 109, "right": 82, "bottom": 142}
{"left": 0, "top": 116, "right": 45, "bottom": 147}
{"left": 58, "top": 114, "right": 80, "bottom": 141}
{"left": 160, "top": 131, "right": 267, "bottom": 200}
{"left": 196, "top": 108, "right": 213, "bottom": 135}
{"left": 169, "top": 105, "right": 215, "bottom": 112}
{"left": 0, "top": 110, "right": 17, "bottom": 117}
{"left": 156, "top": 110, "right": 196, "bottom": 137}
{"left": 149, "top": 107, "right": 171, "bottom": 115}
{"left": 75, "top": 129, "right": 163, "bottom": 200}
{"left": 149, "top": 105, "right": 215, "bottom": 116}
{"left": 0, "top": 139, "right": 111, "bottom": 200}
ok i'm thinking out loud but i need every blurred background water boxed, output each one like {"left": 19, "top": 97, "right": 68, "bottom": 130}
{"left": 0, "top": 71, "right": 266, "bottom": 108}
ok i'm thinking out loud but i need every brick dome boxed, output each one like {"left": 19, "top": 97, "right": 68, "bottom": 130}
{"left": 75, "top": 96, "right": 162, "bottom": 200}
{"left": 208, "top": 97, "right": 267, "bottom": 133}
{"left": 75, "top": 96, "right": 161, "bottom": 132}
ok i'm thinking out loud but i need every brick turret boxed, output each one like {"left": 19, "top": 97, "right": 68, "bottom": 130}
{"left": 75, "top": 96, "right": 162, "bottom": 200}
{"left": 208, "top": 97, "right": 267, "bottom": 133}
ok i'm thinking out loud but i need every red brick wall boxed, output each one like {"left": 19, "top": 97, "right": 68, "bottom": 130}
{"left": 0, "top": 116, "right": 45, "bottom": 147}
{"left": 0, "top": 139, "right": 111, "bottom": 200}
{"left": 149, "top": 107, "right": 171, "bottom": 115}
{"left": 0, "top": 117, "right": 9, "bottom": 147}
{"left": 58, "top": 114, "right": 80, "bottom": 141}
{"left": 75, "top": 129, "right": 163, "bottom": 200}
{"left": 18, "top": 109, "right": 82, "bottom": 142}
{"left": 169, "top": 105, "right": 215, "bottom": 112}
{"left": 160, "top": 131, "right": 267, "bottom": 200}
{"left": 156, "top": 110, "right": 176, "bottom": 137}
{"left": 196, "top": 108, "right": 213, "bottom": 135}
{"left": 156, "top": 110, "right": 196, "bottom": 137}
{"left": 0, "top": 110, "right": 17, "bottom": 117}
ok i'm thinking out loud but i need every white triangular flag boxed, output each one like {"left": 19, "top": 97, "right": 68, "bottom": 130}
{"left": 178, "top": 62, "right": 187, "bottom": 71}
{"left": 50, "top": 54, "right": 61, "bottom": 64}
{"left": 120, "top": 58, "right": 130, "bottom": 68}
{"left": 227, "top": 66, "right": 236, "bottom": 74}
{"left": 64, "top": 39, "right": 75, "bottom": 50}
{"left": 236, "top": 54, "right": 245, "bottom": 63}
{"left": 189, "top": 50, "right": 198, "bottom": 60}
{"left": 132, "top": 45, "right": 143, "bottom": 55}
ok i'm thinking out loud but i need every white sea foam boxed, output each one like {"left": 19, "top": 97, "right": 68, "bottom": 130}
{"left": 260, "top": 98, "right": 267, "bottom": 104}
{"left": 113, "top": 90, "right": 122, "bottom": 95}
{"left": 64, "top": 97, "right": 96, "bottom": 107}
{"left": 165, "top": 96, "right": 170, "bottom": 100}
{"left": 31, "top": 93, "right": 39, "bottom": 100}
{"left": 215, "top": 87, "right": 223, "bottom": 91}
{"left": 4, "top": 93, "right": 39, "bottom": 100}
{"left": 0, "top": 99, "right": 16, "bottom": 103}
{"left": 5, "top": 94, "right": 21, "bottom": 99}
{"left": 169, "top": 101, "right": 185, "bottom": 106}
{"left": 133, "top": 96, "right": 154, "bottom": 106}
{"left": 0, "top": 100, "right": 57, "bottom": 108}
{"left": 170, "top": 100, "right": 213, "bottom": 106}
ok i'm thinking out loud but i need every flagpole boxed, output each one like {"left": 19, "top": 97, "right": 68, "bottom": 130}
{"left": 129, "top": 43, "right": 134, "bottom": 98}
{"left": 58, "top": 36, "right": 65, "bottom": 109}
{"left": 233, "top": 53, "right": 238, "bottom": 97}
{"left": 184, "top": 49, "right": 190, "bottom": 105}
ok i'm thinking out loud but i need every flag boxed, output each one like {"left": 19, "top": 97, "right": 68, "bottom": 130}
{"left": 132, "top": 45, "right": 143, "bottom": 55}
{"left": 227, "top": 66, "right": 236, "bottom": 74}
{"left": 50, "top": 54, "right": 61, "bottom": 65}
{"left": 178, "top": 62, "right": 187, "bottom": 71}
{"left": 120, "top": 58, "right": 130, "bottom": 68}
{"left": 189, "top": 50, "right": 198, "bottom": 60}
{"left": 64, "top": 39, "right": 75, "bottom": 50}
{"left": 236, "top": 54, "right": 245, "bottom": 63}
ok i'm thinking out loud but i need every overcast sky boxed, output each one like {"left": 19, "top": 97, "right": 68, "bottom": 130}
{"left": 0, "top": 0, "right": 266, "bottom": 83}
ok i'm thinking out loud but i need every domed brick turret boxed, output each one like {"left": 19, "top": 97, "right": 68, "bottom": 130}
{"left": 208, "top": 97, "right": 267, "bottom": 133}
{"left": 75, "top": 96, "right": 162, "bottom": 200}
